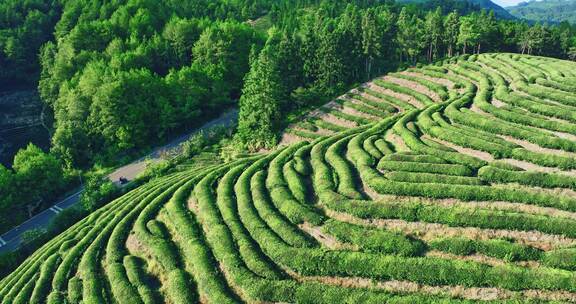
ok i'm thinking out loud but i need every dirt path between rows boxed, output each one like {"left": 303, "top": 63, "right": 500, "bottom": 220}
{"left": 385, "top": 131, "right": 410, "bottom": 152}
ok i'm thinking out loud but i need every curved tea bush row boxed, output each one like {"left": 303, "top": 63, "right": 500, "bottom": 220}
{"left": 390, "top": 72, "right": 449, "bottom": 101}
{"left": 374, "top": 79, "right": 434, "bottom": 106}
{"left": 429, "top": 237, "right": 542, "bottom": 262}
{"left": 357, "top": 86, "right": 416, "bottom": 111}
{"left": 479, "top": 166, "right": 576, "bottom": 190}
{"left": 334, "top": 98, "right": 390, "bottom": 118}
{"left": 5, "top": 54, "right": 576, "bottom": 303}
{"left": 347, "top": 93, "right": 398, "bottom": 113}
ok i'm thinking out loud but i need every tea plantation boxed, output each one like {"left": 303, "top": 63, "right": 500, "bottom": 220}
{"left": 3, "top": 53, "right": 576, "bottom": 303}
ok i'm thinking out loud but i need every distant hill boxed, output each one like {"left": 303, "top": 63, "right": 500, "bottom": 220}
{"left": 506, "top": 0, "right": 576, "bottom": 24}
{"left": 399, "top": 0, "right": 515, "bottom": 19}
{"left": 469, "top": 0, "right": 516, "bottom": 18}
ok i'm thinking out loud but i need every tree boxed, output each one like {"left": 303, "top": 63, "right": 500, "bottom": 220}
{"left": 80, "top": 173, "right": 119, "bottom": 212}
{"left": 458, "top": 15, "right": 481, "bottom": 54}
{"left": 192, "top": 21, "right": 258, "bottom": 99}
{"left": 162, "top": 17, "right": 207, "bottom": 66}
{"left": 425, "top": 8, "right": 443, "bottom": 62}
{"left": 569, "top": 47, "right": 576, "bottom": 61}
{"left": 13, "top": 144, "right": 65, "bottom": 214}
{"left": 0, "top": 165, "right": 16, "bottom": 230}
{"left": 396, "top": 8, "right": 425, "bottom": 65}
{"left": 338, "top": 4, "right": 363, "bottom": 82}
{"left": 519, "top": 24, "right": 546, "bottom": 55}
{"left": 477, "top": 10, "right": 498, "bottom": 54}
{"left": 264, "top": 29, "right": 304, "bottom": 104}
{"left": 443, "top": 11, "right": 460, "bottom": 57}
{"left": 86, "top": 67, "right": 169, "bottom": 153}
{"left": 235, "top": 43, "right": 284, "bottom": 151}
{"left": 314, "top": 25, "right": 347, "bottom": 94}
{"left": 361, "top": 8, "right": 381, "bottom": 80}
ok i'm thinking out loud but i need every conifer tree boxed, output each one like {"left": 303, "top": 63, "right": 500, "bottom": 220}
{"left": 235, "top": 39, "right": 284, "bottom": 151}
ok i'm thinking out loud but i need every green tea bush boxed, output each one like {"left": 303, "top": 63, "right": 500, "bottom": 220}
{"left": 542, "top": 248, "right": 576, "bottom": 271}
{"left": 357, "top": 87, "right": 415, "bottom": 111}
{"left": 322, "top": 220, "right": 426, "bottom": 256}
{"left": 347, "top": 93, "right": 398, "bottom": 113}
{"left": 385, "top": 171, "right": 483, "bottom": 185}
{"left": 334, "top": 98, "right": 388, "bottom": 118}
{"left": 479, "top": 166, "right": 576, "bottom": 189}
{"left": 430, "top": 237, "right": 542, "bottom": 262}
{"left": 378, "top": 160, "right": 473, "bottom": 176}
{"left": 319, "top": 106, "right": 371, "bottom": 125}
{"left": 374, "top": 79, "right": 434, "bottom": 106}
{"left": 391, "top": 73, "right": 449, "bottom": 100}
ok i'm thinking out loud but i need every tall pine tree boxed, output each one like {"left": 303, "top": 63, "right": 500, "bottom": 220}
{"left": 235, "top": 39, "right": 284, "bottom": 151}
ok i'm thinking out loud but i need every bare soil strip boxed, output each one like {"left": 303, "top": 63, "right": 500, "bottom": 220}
{"left": 343, "top": 96, "right": 390, "bottom": 119}
{"left": 385, "top": 130, "right": 410, "bottom": 152}
{"left": 552, "top": 131, "right": 576, "bottom": 142}
{"left": 338, "top": 102, "right": 379, "bottom": 121}
{"left": 469, "top": 103, "right": 491, "bottom": 116}
{"left": 352, "top": 89, "right": 404, "bottom": 112}
{"left": 369, "top": 194, "right": 576, "bottom": 222}
{"left": 279, "top": 132, "right": 305, "bottom": 146}
{"left": 491, "top": 99, "right": 507, "bottom": 108}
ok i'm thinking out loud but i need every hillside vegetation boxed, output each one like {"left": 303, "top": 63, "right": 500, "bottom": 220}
{"left": 3, "top": 53, "right": 576, "bottom": 303}
{"left": 507, "top": 0, "right": 576, "bottom": 24}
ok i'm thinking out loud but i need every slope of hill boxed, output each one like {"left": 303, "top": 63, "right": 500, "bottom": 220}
{"left": 3, "top": 53, "right": 576, "bottom": 303}
{"left": 507, "top": 0, "right": 576, "bottom": 24}
{"left": 399, "top": 0, "right": 514, "bottom": 18}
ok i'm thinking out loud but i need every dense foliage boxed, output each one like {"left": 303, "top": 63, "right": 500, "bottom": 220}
{"left": 0, "top": 144, "right": 72, "bottom": 232}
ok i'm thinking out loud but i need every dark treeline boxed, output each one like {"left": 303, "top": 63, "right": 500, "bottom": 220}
{"left": 1, "top": 0, "right": 576, "bottom": 233}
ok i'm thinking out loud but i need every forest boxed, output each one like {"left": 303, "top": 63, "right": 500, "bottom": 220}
{"left": 1, "top": 0, "right": 576, "bottom": 236}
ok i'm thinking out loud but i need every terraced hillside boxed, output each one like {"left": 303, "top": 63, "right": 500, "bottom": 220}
{"left": 4, "top": 53, "right": 576, "bottom": 303}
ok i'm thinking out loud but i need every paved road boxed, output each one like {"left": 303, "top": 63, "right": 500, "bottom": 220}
{"left": 0, "top": 108, "right": 238, "bottom": 253}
